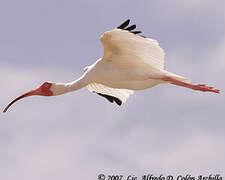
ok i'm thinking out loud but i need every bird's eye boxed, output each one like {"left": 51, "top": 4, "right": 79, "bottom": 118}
{"left": 44, "top": 84, "right": 49, "bottom": 87}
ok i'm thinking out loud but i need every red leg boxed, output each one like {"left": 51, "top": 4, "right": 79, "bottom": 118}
{"left": 162, "top": 77, "right": 220, "bottom": 93}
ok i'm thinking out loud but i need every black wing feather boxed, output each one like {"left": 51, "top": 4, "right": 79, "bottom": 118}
{"left": 125, "top": 24, "right": 136, "bottom": 31}
{"left": 117, "top": 19, "right": 130, "bottom": 29}
{"left": 113, "top": 98, "right": 122, "bottom": 106}
{"left": 131, "top": 31, "right": 142, "bottom": 34}
{"left": 96, "top": 93, "right": 114, "bottom": 103}
{"left": 95, "top": 93, "right": 122, "bottom": 106}
{"left": 117, "top": 19, "right": 146, "bottom": 38}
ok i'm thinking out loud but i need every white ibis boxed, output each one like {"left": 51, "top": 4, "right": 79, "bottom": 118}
{"left": 3, "top": 19, "right": 219, "bottom": 113}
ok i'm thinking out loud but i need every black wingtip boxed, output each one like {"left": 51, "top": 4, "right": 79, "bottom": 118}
{"left": 117, "top": 19, "right": 130, "bottom": 29}
{"left": 114, "top": 98, "right": 122, "bottom": 106}
{"left": 125, "top": 24, "right": 136, "bottom": 31}
{"left": 116, "top": 19, "right": 146, "bottom": 38}
{"left": 95, "top": 92, "right": 122, "bottom": 106}
{"left": 131, "top": 31, "right": 142, "bottom": 34}
{"left": 96, "top": 93, "right": 114, "bottom": 103}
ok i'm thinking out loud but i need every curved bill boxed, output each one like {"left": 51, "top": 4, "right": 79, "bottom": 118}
{"left": 3, "top": 89, "right": 39, "bottom": 113}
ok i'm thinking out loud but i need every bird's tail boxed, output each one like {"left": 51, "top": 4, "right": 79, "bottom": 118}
{"left": 161, "top": 70, "right": 190, "bottom": 83}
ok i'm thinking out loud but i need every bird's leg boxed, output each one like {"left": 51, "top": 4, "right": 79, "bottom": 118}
{"left": 162, "top": 77, "right": 220, "bottom": 93}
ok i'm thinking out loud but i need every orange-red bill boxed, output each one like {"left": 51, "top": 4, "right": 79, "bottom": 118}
{"left": 3, "top": 89, "right": 40, "bottom": 113}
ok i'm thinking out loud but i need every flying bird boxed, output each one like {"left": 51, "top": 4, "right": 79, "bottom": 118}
{"left": 3, "top": 19, "right": 220, "bottom": 113}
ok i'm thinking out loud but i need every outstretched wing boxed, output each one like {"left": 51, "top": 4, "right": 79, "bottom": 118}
{"left": 87, "top": 83, "right": 134, "bottom": 106}
{"left": 100, "top": 19, "right": 165, "bottom": 70}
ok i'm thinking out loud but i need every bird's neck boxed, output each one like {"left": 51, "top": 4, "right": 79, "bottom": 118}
{"left": 68, "top": 77, "right": 88, "bottom": 91}
{"left": 51, "top": 77, "right": 87, "bottom": 96}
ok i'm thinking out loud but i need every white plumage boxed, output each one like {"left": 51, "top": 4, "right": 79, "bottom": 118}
{"left": 3, "top": 19, "right": 219, "bottom": 112}
{"left": 101, "top": 28, "right": 165, "bottom": 70}
{"left": 84, "top": 20, "right": 189, "bottom": 104}
{"left": 87, "top": 83, "right": 133, "bottom": 104}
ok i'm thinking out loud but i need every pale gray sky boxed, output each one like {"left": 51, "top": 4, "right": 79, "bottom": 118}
{"left": 0, "top": 0, "right": 225, "bottom": 180}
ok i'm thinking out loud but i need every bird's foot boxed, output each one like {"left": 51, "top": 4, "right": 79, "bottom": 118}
{"left": 162, "top": 76, "right": 220, "bottom": 94}
{"left": 193, "top": 84, "right": 220, "bottom": 93}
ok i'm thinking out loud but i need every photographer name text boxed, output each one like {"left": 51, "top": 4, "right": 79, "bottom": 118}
{"left": 97, "top": 174, "right": 223, "bottom": 180}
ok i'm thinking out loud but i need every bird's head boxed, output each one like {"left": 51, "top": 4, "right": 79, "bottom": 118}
{"left": 3, "top": 81, "right": 54, "bottom": 113}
